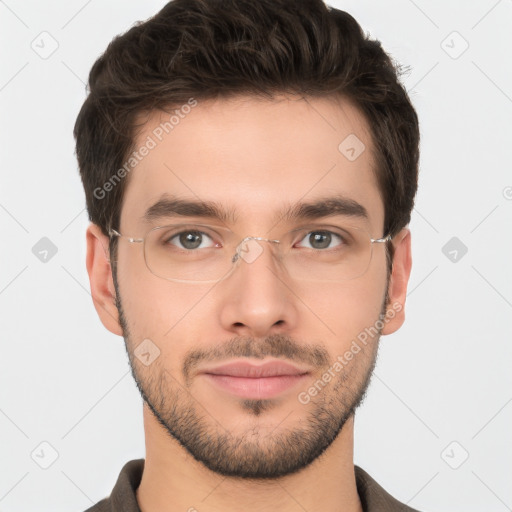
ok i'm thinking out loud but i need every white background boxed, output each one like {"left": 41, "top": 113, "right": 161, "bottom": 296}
{"left": 1, "top": 1, "right": 511, "bottom": 511}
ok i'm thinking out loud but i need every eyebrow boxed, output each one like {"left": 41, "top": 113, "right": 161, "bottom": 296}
{"left": 143, "top": 194, "right": 369, "bottom": 225}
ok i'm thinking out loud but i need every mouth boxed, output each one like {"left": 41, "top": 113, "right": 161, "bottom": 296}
{"left": 202, "top": 374, "right": 309, "bottom": 399}
{"left": 200, "top": 359, "right": 311, "bottom": 399}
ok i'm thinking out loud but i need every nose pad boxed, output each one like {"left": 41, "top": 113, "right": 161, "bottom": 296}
{"left": 234, "top": 237, "right": 265, "bottom": 264}
{"left": 231, "top": 236, "right": 281, "bottom": 266}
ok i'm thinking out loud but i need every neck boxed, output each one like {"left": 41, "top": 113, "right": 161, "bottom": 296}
{"left": 136, "top": 404, "right": 363, "bottom": 512}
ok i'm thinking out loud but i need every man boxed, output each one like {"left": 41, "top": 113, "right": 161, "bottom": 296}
{"left": 75, "top": 0, "right": 420, "bottom": 510}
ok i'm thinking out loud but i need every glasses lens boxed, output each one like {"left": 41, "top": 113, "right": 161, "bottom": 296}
{"left": 144, "top": 224, "right": 234, "bottom": 282}
{"left": 282, "top": 224, "right": 374, "bottom": 282}
{"left": 143, "top": 223, "right": 378, "bottom": 283}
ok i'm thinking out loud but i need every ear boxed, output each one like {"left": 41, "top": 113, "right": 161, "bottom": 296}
{"left": 86, "top": 223, "right": 123, "bottom": 336}
{"left": 381, "top": 227, "right": 412, "bottom": 335}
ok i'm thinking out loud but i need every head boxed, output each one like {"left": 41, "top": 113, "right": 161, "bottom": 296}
{"left": 76, "top": 0, "right": 418, "bottom": 479}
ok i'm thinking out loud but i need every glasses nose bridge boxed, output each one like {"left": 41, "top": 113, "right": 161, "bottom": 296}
{"left": 232, "top": 235, "right": 282, "bottom": 265}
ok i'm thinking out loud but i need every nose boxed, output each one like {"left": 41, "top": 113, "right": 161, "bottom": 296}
{"left": 218, "top": 236, "right": 299, "bottom": 338}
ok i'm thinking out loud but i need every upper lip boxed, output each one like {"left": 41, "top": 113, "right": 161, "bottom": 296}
{"left": 201, "top": 360, "right": 310, "bottom": 378}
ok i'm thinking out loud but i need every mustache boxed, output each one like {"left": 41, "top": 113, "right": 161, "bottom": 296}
{"left": 183, "top": 334, "right": 330, "bottom": 381}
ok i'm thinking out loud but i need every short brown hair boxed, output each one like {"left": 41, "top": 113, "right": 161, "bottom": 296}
{"left": 74, "top": 0, "right": 419, "bottom": 258}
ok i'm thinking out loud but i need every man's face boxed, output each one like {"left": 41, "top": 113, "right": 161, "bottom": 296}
{"left": 110, "top": 94, "right": 391, "bottom": 479}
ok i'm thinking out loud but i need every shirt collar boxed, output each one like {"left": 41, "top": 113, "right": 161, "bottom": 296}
{"left": 87, "top": 459, "right": 420, "bottom": 512}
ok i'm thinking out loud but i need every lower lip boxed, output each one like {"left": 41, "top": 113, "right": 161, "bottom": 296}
{"left": 203, "top": 373, "right": 309, "bottom": 399}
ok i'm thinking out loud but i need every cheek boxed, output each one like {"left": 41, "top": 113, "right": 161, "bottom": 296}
{"left": 117, "top": 259, "right": 220, "bottom": 379}
{"left": 291, "top": 262, "right": 387, "bottom": 351}
{"left": 118, "top": 278, "right": 196, "bottom": 378}
{"left": 116, "top": 248, "right": 208, "bottom": 341}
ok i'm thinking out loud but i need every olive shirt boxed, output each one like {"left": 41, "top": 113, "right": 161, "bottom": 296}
{"left": 84, "top": 459, "right": 421, "bottom": 512}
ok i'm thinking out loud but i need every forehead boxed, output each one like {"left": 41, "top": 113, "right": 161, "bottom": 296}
{"left": 120, "top": 94, "right": 384, "bottom": 233}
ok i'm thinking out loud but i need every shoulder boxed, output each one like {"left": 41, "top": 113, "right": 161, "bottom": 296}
{"left": 83, "top": 498, "right": 110, "bottom": 512}
{"left": 82, "top": 459, "right": 145, "bottom": 512}
{"left": 355, "top": 465, "right": 423, "bottom": 512}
